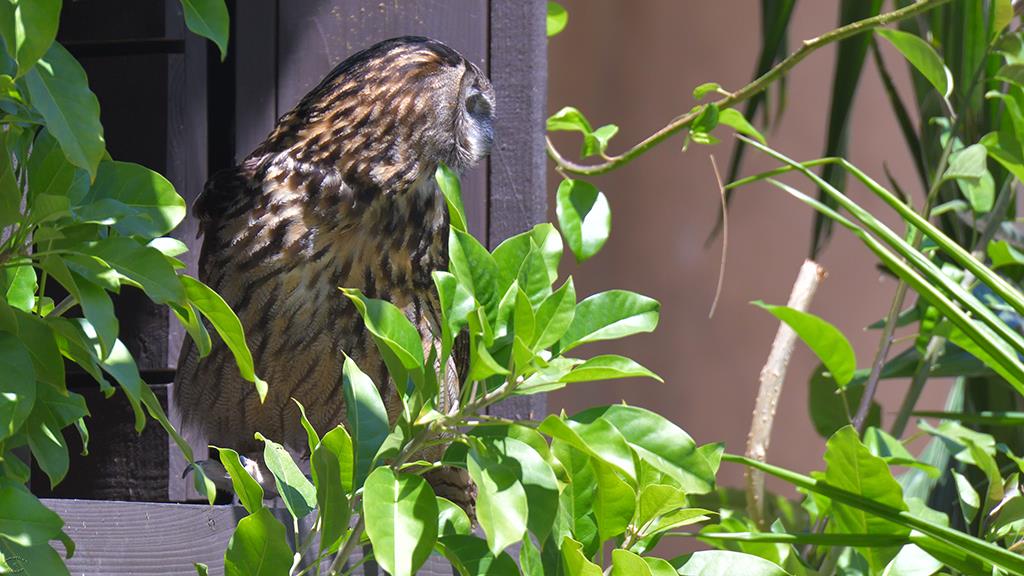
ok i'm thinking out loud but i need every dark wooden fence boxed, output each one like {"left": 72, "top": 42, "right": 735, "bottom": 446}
{"left": 31, "top": 1, "right": 546, "bottom": 573}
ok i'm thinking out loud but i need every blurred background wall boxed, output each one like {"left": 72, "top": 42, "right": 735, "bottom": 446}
{"left": 545, "top": 1, "right": 951, "bottom": 492}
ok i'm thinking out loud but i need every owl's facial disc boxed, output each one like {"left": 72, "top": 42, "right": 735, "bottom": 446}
{"left": 453, "top": 65, "right": 495, "bottom": 170}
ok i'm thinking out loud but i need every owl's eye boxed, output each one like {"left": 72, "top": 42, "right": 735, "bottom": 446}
{"left": 466, "top": 91, "right": 492, "bottom": 118}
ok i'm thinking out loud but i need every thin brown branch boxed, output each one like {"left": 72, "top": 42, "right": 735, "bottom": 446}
{"left": 746, "top": 259, "right": 827, "bottom": 529}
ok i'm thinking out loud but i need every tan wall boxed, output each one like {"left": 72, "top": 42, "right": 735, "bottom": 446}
{"left": 545, "top": 1, "right": 951, "bottom": 492}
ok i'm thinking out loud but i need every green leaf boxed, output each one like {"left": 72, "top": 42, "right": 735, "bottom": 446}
{"left": 863, "top": 427, "right": 938, "bottom": 477}
{"left": 636, "top": 483, "right": 687, "bottom": 532}
{"left": 438, "top": 534, "right": 519, "bottom": 576}
{"left": 693, "top": 82, "right": 721, "bottom": 100}
{"left": 582, "top": 124, "right": 618, "bottom": 157}
{"left": 561, "top": 537, "right": 602, "bottom": 576}
{"left": 0, "top": 133, "right": 21, "bottom": 227}
{"left": 436, "top": 163, "right": 467, "bottom": 232}
{"left": 541, "top": 414, "right": 636, "bottom": 481}
{"left": 24, "top": 42, "right": 104, "bottom": 179}
{"left": 312, "top": 425, "right": 353, "bottom": 554}
{"left": 612, "top": 549, "right": 653, "bottom": 576}
{"left": 546, "top": 2, "right": 568, "bottom": 37}
{"left": 562, "top": 354, "right": 662, "bottom": 384}
{"left": 0, "top": 333, "right": 34, "bottom": 442}
{"left": 556, "top": 179, "right": 610, "bottom": 263}
{"left": 0, "top": 0, "right": 60, "bottom": 77}
{"left": 809, "top": 365, "right": 878, "bottom": 437}
{"left": 70, "top": 271, "right": 116, "bottom": 359}
{"left": 573, "top": 405, "right": 715, "bottom": 494}
{"left": 532, "top": 277, "right": 575, "bottom": 350}
{"left": 951, "top": 469, "right": 979, "bottom": 526}
{"left": 675, "top": 550, "right": 791, "bottom": 576}
{"left": 181, "top": 275, "right": 265, "bottom": 399}
{"left": 342, "top": 288, "right": 425, "bottom": 370}
{"left": 363, "top": 467, "right": 438, "bottom": 576}
{"left": 823, "top": 426, "right": 908, "bottom": 572}
{"left": 223, "top": 508, "right": 292, "bottom": 576}
{"left": 876, "top": 28, "right": 952, "bottom": 98}
{"left": 341, "top": 355, "right": 388, "bottom": 490}
{"left": 718, "top": 108, "right": 766, "bottom": 144}
{"left": 0, "top": 482, "right": 64, "bottom": 546}
{"left": 559, "top": 290, "right": 659, "bottom": 353}
{"left": 591, "top": 459, "right": 635, "bottom": 541}
{"left": 437, "top": 497, "right": 472, "bottom": 536}
{"left": 643, "top": 557, "right": 678, "bottom": 576}
{"left": 79, "top": 238, "right": 183, "bottom": 304}
{"left": 77, "top": 160, "right": 186, "bottom": 238}
{"left": 943, "top": 144, "right": 994, "bottom": 213}
{"left": 547, "top": 107, "right": 591, "bottom": 133}
{"left": 752, "top": 301, "right": 856, "bottom": 388}
{"left": 256, "top": 433, "right": 316, "bottom": 520}
{"left": 180, "top": 0, "right": 229, "bottom": 60}
{"left": 449, "top": 229, "right": 501, "bottom": 323}
{"left": 485, "top": 436, "right": 559, "bottom": 541}
{"left": 994, "top": 0, "right": 1014, "bottom": 38}
{"left": 467, "top": 441, "right": 529, "bottom": 555}
{"left": 3, "top": 264, "right": 35, "bottom": 312}
{"left": 214, "top": 447, "right": 264, "bottom": 514}
{"left": 492, "top": 224, "right": 563, "bottom": 295}
{"left": 882, "top": 544, "right": 942, "bottom": 576}
{"left": 26, "top": 128, "right": 88, "bottom": 204}
{"left": 25, "top": 384, "right": 86, "bottom": 487}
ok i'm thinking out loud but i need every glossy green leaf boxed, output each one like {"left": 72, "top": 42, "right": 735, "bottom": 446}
{"left": 547, "top": 106, "right": 591, "bottom": 133}
{"left": 492, "top": 224, "right": 563, "bottom": 290}
{"left": 559, "top": 290, "right": 659, "bottom": 352}
{"left": 0, "top": 0, "right": 60, "bottom": 77}
{"left": 448, "top": 229, "right": 500, "bottom": 322}
{"left": 0, "top": 481, "right": 64, "bottom": 547}
{"left": 541, "top": 414, "right": 636, "bottom": 482}
{"left": 214, "top": 447, "right": 264, "bottom": 514}
{"left": 77, "top": 160, "right": 186, "bottom": 238}
{"left": 437, "top": 497, "right": 472, "bottom": 537}
{"left": 181, "top": 275, "right": 265, "bottom": 399}
{"left": 951, "top": 469, "right": 979, "bottom": 526}
{"left": 363, "top": 467, "right": 438, "bottom": 576}
{"left": 25, "top": 384, "right": 85, "bottom": 487}
{"left": 341, "top": 355, "right": 388, "bottom": 490}
{"left": 487, "top": 436, "right": 558, "bottom": 541}
{"left": 24, "top": 42, "right": 104, "bottom": 179}
{"left": 562, "top": 354, "right": 662, "bottom": 384}
{"left": 3, "top": 264, "right": 35, "bottom": 312}
{"left": 79, "top": 238, "right": 182, "bottom": 303}
{"left": 574, "top": 404, "right": 714, "bottom": 494}
{"left": 611, "top": 549, "right": 653, "bottom": 576}
{"left": 582, "top": 124, "right": 618, "bottom": 157}
{"left": 675, "top": 550, "right": 791, "bottom": 575}
{"left": 0, "top": 133, "right": 20, "bottom": 227}
{"left": 313, "top": 425, "right": 353, "bottom": 554}
{"left": 693, "top": 82, "right": 721, "bottom": 100}
{"left": 752, "top": 300, "right": 856, "bottom": 388}
{"left": 180, "top": 0, "right": 229, "bottom": 60}
{"left": 343, "top": 288, "right": 425, "bottom": 371}
{"left": 556, "top": 179, "right": 610, "bottom": 263}
{"left": 0, "top": 333, "right": 34, "bottom": 442}
{"left": 718, "top": 108, "right": 766, "bottom": 144}
{"left": 943, "top": 144, "right": 993, "bottom": 213}
{"left": 591, "top": 459, "right": 635, "bottom": 541}
{"left": 70, "top": 271, "right": 116, "bottom": 359}
{"left": 256, "top": 433, "right": 316, "bottom": 520}
{"left": 876, "top": 28, "right": 952, "bottom": 98}
{"left": 223, "top": 508, "right": 292, "bottom": 576}
{"left": 467, "top": 441, "right": 529, "bottom": 555}
{"left": 643, "top": 557, "right": 678, "bottom": 576}
{"left": 436, "top": 163, "right": 467, "bottom": 232}
{"left": 561, "top": 537, "right": 602, "bottom": 576}
{"left": 437, "top": 534, "right": 519, "bottom": 576}
{"left": 532, "top": 277, "right": 575, "bottom": 350}
{"left": 823, "top": 426, "right": 908, "bottom": 572}
{"left": 546, "top": 2, "right": 568, "bottom": 37}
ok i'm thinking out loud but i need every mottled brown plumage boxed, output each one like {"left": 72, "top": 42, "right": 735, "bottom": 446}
{"left": 174, "top": 37, "right": 494, "bottom": 509}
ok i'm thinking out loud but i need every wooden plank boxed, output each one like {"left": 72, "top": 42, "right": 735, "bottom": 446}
{"left": 486, "top": 0, "right": 548, "bottom": 421}
{"left": 233, "top": 0, "right": 278, "bottom": 161}
{"left": 274, "top": 0, "right": 489, "bottom": 238}
{"left": 43, "top": 499, "right": 459, "bottom": 575}
{"left": 167, "top": 6, "right": 211, "bottom": 502}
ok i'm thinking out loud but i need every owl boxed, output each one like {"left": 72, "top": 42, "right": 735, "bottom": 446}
{"left": 174, "top": 36, "right": 495, "bottom": 510}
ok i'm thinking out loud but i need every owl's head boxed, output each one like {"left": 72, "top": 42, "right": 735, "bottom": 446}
{"left": 264, "top": 37, "right": 495, "bottom": 196}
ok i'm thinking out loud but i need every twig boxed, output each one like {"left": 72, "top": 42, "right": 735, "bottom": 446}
{"left": 746, "top": 259, "right": 826, "bottom": 528}
{"left": 546, "top": 0, "right": 954, "bottom": 176}
{"left": 708, "top": 155, "right": 728, "bottom": 319}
